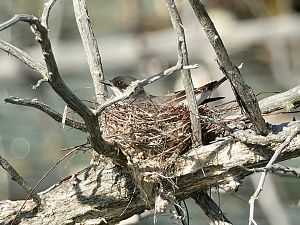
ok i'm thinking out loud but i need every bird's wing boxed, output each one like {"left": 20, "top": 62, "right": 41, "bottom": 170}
{"left": 196, "top": 76, "right": 227, "bottom": 105}
{"left": 165, "top": 76, "right": 227, "bottom": 105}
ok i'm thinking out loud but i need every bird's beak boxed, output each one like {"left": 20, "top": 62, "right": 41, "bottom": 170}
{"left": 100, "top": 80, "right": 112, "bottom": 86}
{"left": 100, "top": 79, "right": 123, "bottom": 96}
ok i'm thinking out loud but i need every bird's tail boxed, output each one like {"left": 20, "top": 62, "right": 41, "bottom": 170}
{"left": 196, "top": 76, "right": 227, "bottom": 105}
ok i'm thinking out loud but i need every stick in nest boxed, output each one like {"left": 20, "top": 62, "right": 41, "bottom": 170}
{"left": 100, "top": 100, "right": 228, "bottom": 170}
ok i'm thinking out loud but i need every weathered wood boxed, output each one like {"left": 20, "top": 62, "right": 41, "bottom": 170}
{"left": 1, "top": 122, "right": 299, "bottom": 225}
{"left": 0, "top": 1, "right": 300, "bottom": 225}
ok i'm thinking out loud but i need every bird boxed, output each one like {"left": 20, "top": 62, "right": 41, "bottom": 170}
{"left": 101, "top": 75, "right": 226, "bottom": 106}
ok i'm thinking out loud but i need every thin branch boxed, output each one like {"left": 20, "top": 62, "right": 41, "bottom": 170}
{"left": 173, "top": 201, "right": 189, "bottom": 225}
{"left": 0, "top": 154, "right": 41, "bottom": 206}
{"left": 248, "top": 125, "right": 300, "bottom": 225}
{"left": 192, "top": 190, "right": 232, "bottom": 225}
{"left": 246, "top": 164, "right": 300, "bottom": 178}
{"left": 188, "top": 0, "right": 268, "bottom": 135}
{"left": 12, "top": 147, "right": 80, "bottom": 225}
{"left": 32, "top": 77, "right": 49, "bottom": 89}
{"left": 165, "top": 0, "right": 202, "bottom": 146}
{"left": 41, "top": 0, "right": 58, "bottom": 29}
{"left": 73, "top": 0, "right": 107, "bottom": 104}
{"left": 0, "top": 39, "right": 48, "bottom": 89}
{"left": 139, "top": 63, "right": 198, "bottom": 86}
{"left": 96, "top": 80, "right": 140, "bottom": 115}
{"left": 0, "top": 39, "right": 47, "bottom": 76}
{"left": 0, "top": 14, "right": 39, "bottom": 31}
{"left": 4, "top": 97, "right": 86, "bottom": 131}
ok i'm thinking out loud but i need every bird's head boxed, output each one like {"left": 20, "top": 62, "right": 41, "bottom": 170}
{"left": 101, "top": 75, "right": 145, "bottom": 96}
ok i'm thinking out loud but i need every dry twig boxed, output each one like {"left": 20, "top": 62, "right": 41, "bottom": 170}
{"left": 192, "top": 190, "right": 232, "bottom": 225}
{"left": 248, "top": 124, "right": 300, "bottom": 225}
{"left": 165, "top": 0, "right": 202, "bottom": 146}
{"left": 73, "top": 0, "right": 107, "bottom": 104}
{"left": 0, "top": 155, "right": 41, "bottom": 206}
{"left": 0, "top": 1, "right": 299, "bottom": 225}
{"left": 4, "top": 97, "right": 86, "bottom": 131}
{"left": 0, "top": 1, "right": 113, "bottom": 159}
{"left": 247, "top": 164, "right": 300, "bottom": 178}
{"left": 12, "top": 147, "right": 81, "bottom": 225}
{"left": 188, "top": 0, "right": 268, "bottom": 135}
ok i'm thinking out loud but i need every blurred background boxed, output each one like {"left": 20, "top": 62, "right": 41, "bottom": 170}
{"left": 0, "top": 0, "right": 300, "bottom": 224}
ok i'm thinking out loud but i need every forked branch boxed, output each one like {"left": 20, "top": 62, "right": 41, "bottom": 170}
{"left": 248, "top": 124, "right": 300, "bottom": 225}
{"left": 0, "top": 155, "right": 41, "bottom": 206}
{"left": 0, "top": 5, "right": 115, "bottom": 160}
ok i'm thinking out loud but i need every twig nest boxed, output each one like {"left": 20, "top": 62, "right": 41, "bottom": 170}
{"left": 101, "top": 99, "right": 222, "bottom": 169}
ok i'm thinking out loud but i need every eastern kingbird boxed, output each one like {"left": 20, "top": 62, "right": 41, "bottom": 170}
{"left": 101, "top": 75, "right": 226, "bottom": 106}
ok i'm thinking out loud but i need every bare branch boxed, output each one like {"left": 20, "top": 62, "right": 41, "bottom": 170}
{"left": 165, "top": 0, "right": 202, "bottom": 146}
{"left": 0, "top": 12, "right": 113, "bottom": 159}
{"left": 248, "top": 124, "right": 300, "bottom": 225}
{"left": 0, "top": 39, "right": 48, "bottom": 89}
{"left": 41, "top": 0, "right": 58, "bottom": 29}
{"left": 73, "top": 0, "right": 107, "bottom": 104}
{"left": 188, "top": 0, "right": 268, "bottom": 135}
{"left": 192, "top": 190, "right": 232, "bottom": 225}
{"left": 96, "top": 80, "right": 139, "bottom": 115}
{"left": 0, "top": 154, "right": 41, "bottom": 206}
{"left": 2, "top": 120, "right": 299, "bottom": 224}
{"left": 0, "top": 39, "right": 47, "bottom": 77}
{"left": 0, "top": 14, "right": 89, "bottom": 118}
{"left": 139, "top": 63, "right": 199, "bottom": 86}
{"left": 4, "top": 97, "right": 86, "bottom": 131}
{"left": 259, "top": 85, "right": 300, "bottom": 114}
{"left": 0, "top": 14, "right": 39, "bottom": 31}
{"left": 32, "top": 77, "right": 49, "bottom": 89}
{"left": 12, "top": 147, "right": 80, "bottom": 225}
{"left": 232, "top": 124, "right": 295, "bottom": 146}
{"left": 247, "top": 164, "right": 300, "bottom": 178}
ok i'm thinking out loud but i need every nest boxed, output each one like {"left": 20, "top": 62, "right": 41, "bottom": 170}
{"left": 100, "top": 99, "right": 225, "bottom": 169}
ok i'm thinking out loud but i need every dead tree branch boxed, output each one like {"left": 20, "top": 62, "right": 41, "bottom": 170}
{"left": 0, "top": 39, "right": 45, "bottom": 75}
{"left": 41, "top": 0, "right": 58, "bottom": 29}
{"left": 259, "top": 85, "right": 300, "bottom": 114}
{"left": 192, "top": 190, "right": 232, "bottom": 225}
{"left": 4, "top": 97, "right": 86, "bottom": 131}
{"left": 73, "top": 0, "right": 107, "bottom": 104}
{"left": 165, "top": 0, "right": 203, "bottom": 146}
{"left": 0, "top": 7, "right": 116, "bottom": 160}
{"left": 0, "top": 121, "right": 299, "bottom": 224}
{"left": 247, "top": 164, "right": 300, "bottom": 178}
{"left": 0, "top": 155, "right": 41, "bottom": 206}
{"left": 248, "top": 124, "right": 300, "bottom": 225}
{"left": 188, "top": 0, "right": 268, "bottom": 135}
